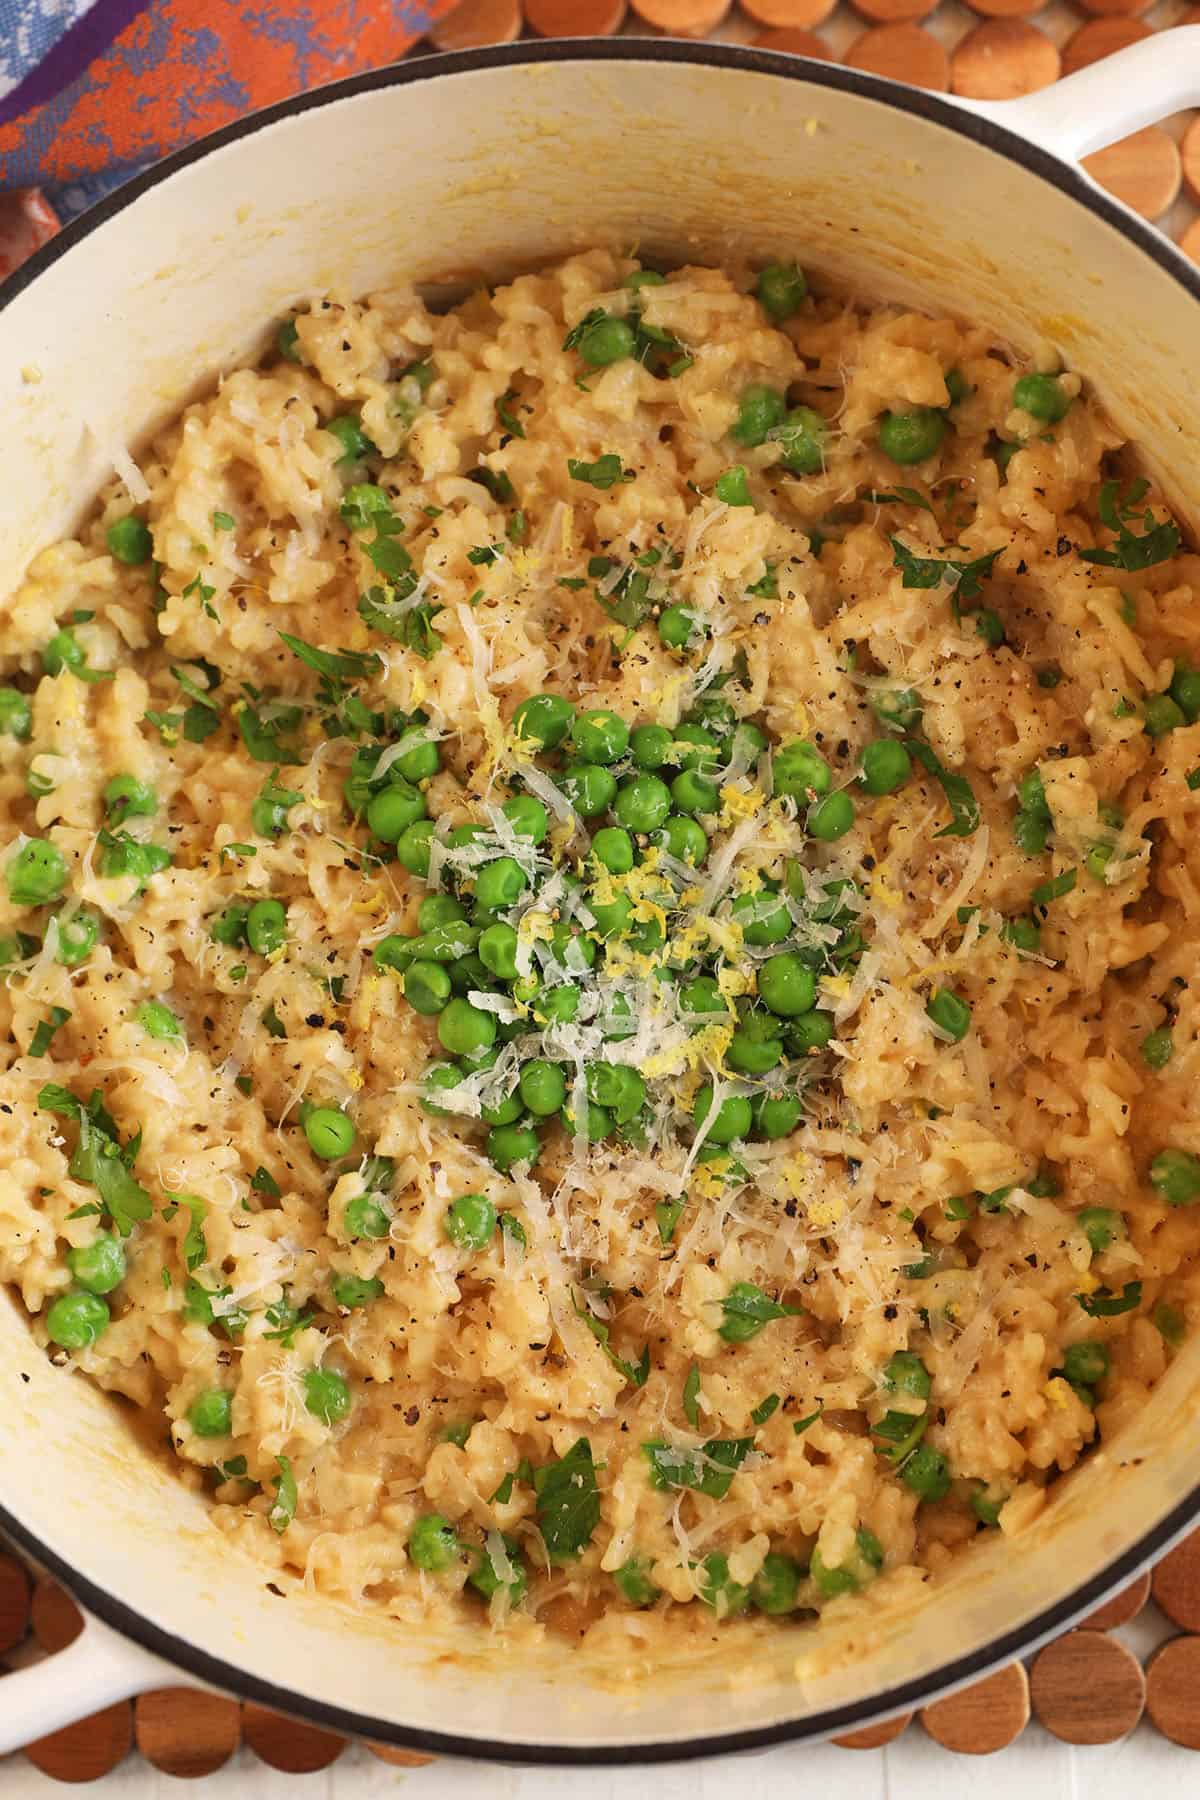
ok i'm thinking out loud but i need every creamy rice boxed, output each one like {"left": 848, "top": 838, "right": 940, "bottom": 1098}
{"left": 2, "top": 248, "right": 1199, "bottom": 1651}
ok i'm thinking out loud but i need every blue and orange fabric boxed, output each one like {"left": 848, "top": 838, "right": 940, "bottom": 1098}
{"left": 0, "top": 0, "right": 455, "bottom": 274}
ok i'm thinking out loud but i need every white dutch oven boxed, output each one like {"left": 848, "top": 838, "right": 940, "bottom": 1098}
{"left": 1, "top": 33, "right": 1200, "bottom": 1765}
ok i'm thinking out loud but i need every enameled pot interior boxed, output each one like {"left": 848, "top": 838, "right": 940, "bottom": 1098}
{"left": 2, "top": 45, "right": 1199, "bottom": 1760}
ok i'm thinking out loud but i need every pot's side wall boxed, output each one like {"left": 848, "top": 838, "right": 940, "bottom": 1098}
{"left": 0, "top": 54, "right": 1198, "bottom": 1755}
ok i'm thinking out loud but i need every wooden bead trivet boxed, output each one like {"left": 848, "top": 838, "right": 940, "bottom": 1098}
{"left": 921, "top": 1661, "right": 1031, "bottom": 1753}
{"left": 525, "top": 0, "right": 628, "bottom": 30}
{"left": 31, "top": 1577, "right": 84, "bottom": 1652}
{"left": 1080, "top": 1570, "right": 1152, "bottom": 1629}
{"left": 851, "top": 0, "right": 938, "bottom": 30}
{"left": 741, "top": 0, "right": 832, "bottom": 21}
{"left": 753, "top": 25, "right": 835, "bottom": 51}
{"left": 1183, "top": 116, "right": 1200, "bottom": 207}
{"left": 241, "top": 1704, "right": 346, "bottom": 1772}
{"left": 0, "top": 1556, "right": 30, "bottom": 1656}
{"left": 1151, "top": 1528, "right": 1200, "bottom": 1630}
{"left": 429, "top": 0, "right": 522, "bottom": 49}
{"left": 629, "top": 0, "right": 734, "bottom": 29}
{"left": 1060, "top": 15, "right": 1153, "bottom": 74}
{"left": 367, "top": 1740, "right": 438, "bottom": 1766}
{"left": 1146, "top": 1638, "right": 1200, "bottom": 1748}
{"left": 844, "top": 23, "right": 950, "bottom": 89}
{"left": 1082, "top": 128, "right": 1183, "bottom": 221}
{"left": 1178, "top": 219, "right": 1200, "bottom": 266}
{"left": 25, "top": 1704, "right": 133, "bottom": 1784}
{"left": 833, "top": 1709, "right": 913, "bottom": 1747}
{"left": 1029, "top": 1632, "right": 1145, "bottom": 1743}
{"left": 135, "top": 1689, "right": 242, "bottom": 1778}
{"left": 951, "top": 20, "right": 1060, "bottom": 98}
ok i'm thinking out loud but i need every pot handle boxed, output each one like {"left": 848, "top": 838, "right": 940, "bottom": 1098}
{"left": 956, "top": 27, "right": 1200, "bottom": 163}
{"left": 0, "top": 1611, "right": 175, "bottom": 1755}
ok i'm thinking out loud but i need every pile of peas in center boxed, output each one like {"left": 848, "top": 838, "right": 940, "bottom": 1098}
{"left": 357, "top": 688, "right": 889, "bottom": 1177}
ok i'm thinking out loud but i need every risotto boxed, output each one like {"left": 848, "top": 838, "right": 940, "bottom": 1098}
{"left": 1, "top": 247, "right": 1199, "bottom": 1647}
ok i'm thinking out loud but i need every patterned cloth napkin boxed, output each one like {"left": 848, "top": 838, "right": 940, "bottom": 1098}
{"left": 0, "top": 0, "right": 454, "bottom": 276}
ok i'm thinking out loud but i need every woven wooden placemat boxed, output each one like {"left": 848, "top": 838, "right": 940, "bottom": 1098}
{"left": 4, "top": 1529, "right": 1200, "bottom": 1776}
{"left": 424, "top": 0, "right": 1200, "bottom": 265}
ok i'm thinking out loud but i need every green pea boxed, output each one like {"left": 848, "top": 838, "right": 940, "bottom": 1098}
{"left": 1169, "top": 663, "right": 1200, "bottom": 723}
{"left": 409, "top": 1513, "right": 463, "bottom": 1572}
{"left": 808, "top": 790, "right": 855, "bottom": 841}
{"left": 475, "top": 857, "right": 527, "bottom": 911}
{"left": 658, "top": 603, "right": 706, "bottom": 649}
{"left": 878, "top": 408, "right": 946, "bottom": 465}
{"left": 1077, "top": 1207, "right": 1123, "bottom": 1254}
{"left": 1012, "top": 809, "right": 1049, "bottom": 856}
{"left": 477, "top": 922, "right": 519, "bottom": 980}
{"left": 100, "top": 835, "right": 171, "bottom": 887}
{"left": 577, "top": 314, "right": 636, "bottom": 367}
{"left": 754, "top": 1092, "right": 803, "bottom": 1139}
{"left": 438, "top": 997, "right": 496, "bottom": 1057}
{"left": 488, "top": 1124, "right": 540, "bottom": 1171}
{"left": 481, "top": 1085, "right": 523, "bottom": 1126}
{"left": 870, "top": 687, "right": 923, "bottom": 732}
{"left": 0, "top": 687, "right": 32, "bottom": 740}
{"left": 419, "top": 895, "right": 468, "bottom": 931}
{"left": 592, "top": 826, "right": 634, "bottom": 874}
{"left": 727, "top": 1016, "right": 783, "bottom": 1075}
{"left": 54, "top": 910, "right": 99, "bottom": 967}
{"left": 106, "top": 514, "right": 153, "bottom": 564}
{"left": 373, "top": 933, "right": 417, "bottom": 973}
{"left": 1150, "top": 1148, "right": 1200, "bottom": 1207}
{"left": 562, "top": 1100, "right": 614, "bottom": 1143}
{"left": 732, "top": 384, "right": 787, "bottom": 449}
{"left": 811, "top": 1529, "right": 884, "bottom": 1598}
{"left": 715, "top": 466, "right": 752, "bottom": 509}
{"left": 693, "top": 1085, "right": 753, "bottom": 1145}
{"left": 655, "top": 814, "right": 707, "bottom": 865}
{"left": 670, "top": 769, "right": 718, "bottom": 815}
{"left": 512, "top": 692, "right": 575, "bottom": 749}
{"left": 902, "top": 1443, "right": 950, "bottom": 1502}
{"left": 246, "top": 898, "right": 287, "bottom": 956}
{"left": 687, "top": 694, "right": 738, "bottom": 740}
{"left": 188, "top": 1388, "right": 234, "bottom": 1438}
{"left": 1142, "top": 1027, "right": 1175, "bottom": 1070}
{"left": 697, "top": 1552, "right": 749, "bottom": 1619}
{"left": 441, "top": 1193, "right": 496, "bottom": 1251}
{"left": 519, "top": 1060, "right": 567, "bottom": 1116}
{"left": 468, "top": 1534, "right": 527, "bottom": 1606}
{"left": 503, "top": 794, "right": 549, "bottom": 843}
{"left": 630, "top": 724, "right": 673, "bottom": 768}
{"left": 343, "top": 1194, "right": 391, "bottom": 1240}
{"left": 572, "top": 709, "right": 630, "bottom": 765}
{"left": 601, "top": 991, "right": 637, "bottom": 1041}
{"left": 419, "top": 1063, "right": 463, "bottom": 1118}
{"left": 758, "top": 952, "right": 817, "bottom": 1017}
{"left": 926, "top": 986, "right": 971, "bottom": 1041}
{"left": 1063, "top": 1341, "right": 1109, "bottom": 1387}
{"left": 103, "top": 774, "right": 157, "bottom": 823}
{"left": 0, "top": 932, "right": 35, "bottom": 968}
{"left": 303, "top": 1106, "right": 356, "bottom": 1160}
{"left": 331, "top": 1273, "right": 384, "bottom": 1309}
{"left": 66, "top": 1235, "right": 126, "bottom": 1296}
{"left": 613, "top": 1555, "right": 659, "bottom": 1607}
{"left": 773, "top": 739, "right": 831, "bottom": 799}
{"left": 6, "top": 838, "right": 67, "bottom": 907}
{"left": 731, "top": 722, "right": 769, "bottom": 768}
{"left": 395, "top": 820, "right": 436, "bottom": 877}
{"left": 251, "top": 786, "right": 300, "bottom": 838}
{"left": 535, "top": 983, "right": 580, "bottom": 1026}
{"left": 775, "top": 405, "right": 827, "bottom": 476}
{"left": 756, "top": 261, "right": 807, "bottom": 320}
{"left": 1013, "top": 372, "right": 1073, "bottom": 423}
{"left": 974, "top": 608, "right": 1005, "bottom": 648}
{"left": 210, "top": 903, "right": 249, "bottom": 948}
{"left": 751, "top": 1552, "right": 802, "bottom": 1615}
{"left": 945, "top": 367, "right": 970, "bottom": 406}
{"left": 562, "top": 762, "right": 618, "bottom": 818}
{"left": 45, "top": 1289, "right": 109, "bottom": 1350}
{"left": 403, "top": 960, "right": 452, "bottom": 1015}
{"left": 136, "top": 1000, "right": 181, "bottom": 1041}
{"left": 303, "top": 1367, "right": 352, "bottom": 1424}
{"left": 325, "top": 412, "right": 377, "bottom": 463}
{"left": 367, "top": 780, "right": 427, "bottom": 842}
{"left": 393, "top": 735, "right": 440, "bottom": 783}
{"left": 860, "top": 739, "right": 912, "bottom": 796}
{"left": 1144, "top": 692, "right": 1186, "bottom": 740}
{"left": 614, "top": 773, "right": 672, "bottom": 832}
{"left": 884, "top": 1350, "right": 931, "bottom": 1400}
{"left": 731, "top": 889, "right": 790, "bottom": 946}
{"left": 679, "top": 976, "right": 725, "bottom": 1019}
{"left": 586, "top": 1061, "right": 646, "bottom": 1123}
